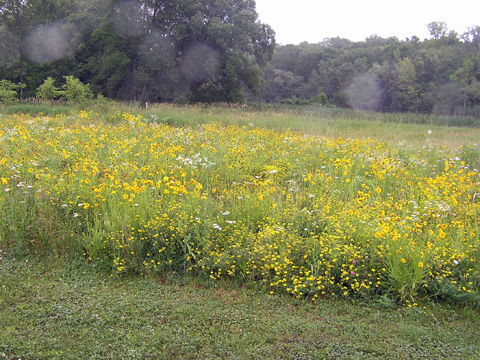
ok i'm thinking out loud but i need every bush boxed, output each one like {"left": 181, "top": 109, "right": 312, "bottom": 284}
{"left": 280, "top": 96, "right": 310, "bottom": 105}
{"left": 309, "top": 93, "right": 329, "bottom": 106}
{"left": 61, "top": 76, "right": 93, "bottom": 103}
{"left": 0, "top": 79, "right": 22, "bottom": 104}
{"left": 36, "top": 77, "right": 61, "bottom": 100}
{"left": 279, "top": 94, "right": 332, "bottom": 106}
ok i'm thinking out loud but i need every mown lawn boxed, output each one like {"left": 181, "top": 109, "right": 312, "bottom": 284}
{"left": 1, "top": 251, "right": 479, "bottom": 360}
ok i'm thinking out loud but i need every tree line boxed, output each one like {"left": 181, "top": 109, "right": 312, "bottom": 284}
{"left": 1, "top": 1, "right": 479, "bottom": 115}
{"left": 258, "top": 22, "right": 480, "bottom": 116}
{"left": 0, "top": 0, "right": 275, "bottom": 104}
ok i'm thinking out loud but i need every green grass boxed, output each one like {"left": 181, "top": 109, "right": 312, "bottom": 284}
{"left": 2, "top": 103, "right": 72, "bottom": 117}
{"left": 1, "top": 251, "right": 479, "bottom": 360}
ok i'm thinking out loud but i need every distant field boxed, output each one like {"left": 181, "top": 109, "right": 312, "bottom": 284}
{"left": 1, "top": 103, "right": 479, "bottom": 305}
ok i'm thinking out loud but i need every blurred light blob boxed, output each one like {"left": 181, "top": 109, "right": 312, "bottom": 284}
{"left": 25, "top": 22, "right": 79, "bottom": 64}
{"left": 112, "top": 1, "right": 147, "bottom": 38}
{"left": 346, "top": 73, "right": 385, "bottom": 111}
{"left": 181, "top": 44, "right": 221, "bottom": 82}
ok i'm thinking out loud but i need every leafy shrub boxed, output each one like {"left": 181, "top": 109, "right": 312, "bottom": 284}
{"left": 280, "top": 96, "right": 310, "bottom": 105}
{"left": 95, "top": 93, "right": 110, "bottom": 104}
{"left": 0, "top": 79, "right": 22, "bottom": 103}
{"left": 60, "top": 76, "right": 93, "bottom": 103}
{"left": 36, "top": 77, "right": 61, "bottom": 100}
{"left": 309, "top": 93, "right": 329, "bottom": 106}
{"left": 280, "top": 93, "right": 332, "bottom": 106}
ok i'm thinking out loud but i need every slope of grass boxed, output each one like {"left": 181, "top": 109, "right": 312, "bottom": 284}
{"left": 1, "top": 252, "right": 479, "bottom": 360}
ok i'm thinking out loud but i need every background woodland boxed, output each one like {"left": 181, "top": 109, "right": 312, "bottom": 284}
{"left": 1, "top": 1, "right": 480, "bottom": 115}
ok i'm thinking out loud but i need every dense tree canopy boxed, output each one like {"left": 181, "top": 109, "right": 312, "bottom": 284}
{"left": 259, "top": 23, "right": 480, "bottom": 115}
{"left": 0, "top": 0, "right": 275, "bottom": 103}
{"left": 1, "top": 3, "right": 480, "bottom": 114}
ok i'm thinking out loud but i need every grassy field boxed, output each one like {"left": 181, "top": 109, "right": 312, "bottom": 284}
{"left": 1, "top": 252, "right": 479, "bottom": 359}
{"left": 4, "top": 101, "right": 480, "bottom": 149}
{"left": 1, "top": 102, "right": 480, "bottom": 358}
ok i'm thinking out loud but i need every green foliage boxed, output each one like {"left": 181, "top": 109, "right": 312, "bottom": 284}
{"left": 0, "top": 79, "right": 22, "bottom": 103}
{"left": 260, "top": 23, "right": 480, "bottom": 115}
{"left": 94, "top": 93, "right": 112, "bottom": 107}
{"left": 279, "top": 93, "right": 332, "bottom": 106}
{"left": 0, "top": 0, "right": 78, "bottom": 97}
{"left": 310, "top": 92, "right": 329, "bottom": 106}
{"left": 2, "top": 0, "right": 480, "bottom": 112}
{"left": 36, "top": 77, "right": 61, "bottom": 100}
{"left": 428, "top": 277, "right": 480, "bottom": 306}
{"left": 280, "top": 96, "right": 310, "bottom": 105}
{"left": 60, "top": 75, "right": 93, "bottom": 103}
{"left": 34, "top": 75, "right": 99, "bottom": 104}
{"left": 427, "top": 21, "right": 448, "bottom": 40}
{"left": 70, "top": 0, "right": 274, "bottom": 104}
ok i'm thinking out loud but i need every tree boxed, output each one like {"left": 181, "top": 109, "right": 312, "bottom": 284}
{"left": 395, "top": 57, "right": 420, "bottom": 111}
{"left": 427, "top": 21, "right": 448, "bottom": 40}
{"left": 261, "top": 68, "right": 303, "bottom": 102}
{"left": 0, "top": 26, "right": 19, "bottom": 68}
{"left": 435, "top": 82, "right": 463, "bottom": 115}
{"left": 462, "top": 25, "right": 480, "bottom": 47}
{"left": 76, "top": 25, "right": 138, "bottom": 100}
{"left": 466, "top": 79, "right": 480, "bottom": 107}
{"left": 74, "top": 0, "right": 275, "bottom": 103}
{"left": 451, "top": 58, "right": 476, "bottom": 114}
{"left": 0, "top": 0, "right": 37, "bottom": 96}
{"left": 36, "top": 77, "right": 60, "bottom": 100}
{"left": 0, "top": 79, "right": 22, "bottom": 103}
{"left": 167, "top": 0, "right": 275, "bottom": 102}
{"left": 0, "top": 0, "right": 75, "bottom": 96}
{"left": 60, "top": 75, "right": 93, "bottom": 103}
{"left": 259, "top": 21, "right": 480, "bottom": 114}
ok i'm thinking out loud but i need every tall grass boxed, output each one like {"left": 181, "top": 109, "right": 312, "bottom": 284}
{"left": 1, "top": 104, "right": 479, "bottom": 305}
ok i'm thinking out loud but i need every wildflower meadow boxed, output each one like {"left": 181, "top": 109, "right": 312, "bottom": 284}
{"left": 1, "top": 106, "right": 479, "bottom": 304}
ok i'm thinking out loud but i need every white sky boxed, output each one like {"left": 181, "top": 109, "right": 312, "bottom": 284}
{"left": 255, "top": 0, "right": 480, "bottom": 44}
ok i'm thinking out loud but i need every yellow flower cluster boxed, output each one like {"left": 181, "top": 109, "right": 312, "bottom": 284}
{"left": 1, "top": 111, "right": 479, "bottom": 302}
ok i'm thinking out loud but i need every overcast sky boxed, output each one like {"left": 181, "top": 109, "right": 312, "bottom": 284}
{"left": 255, "top": 0, "right": 479, "bottom": 44}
